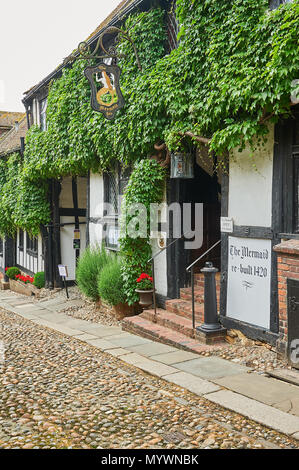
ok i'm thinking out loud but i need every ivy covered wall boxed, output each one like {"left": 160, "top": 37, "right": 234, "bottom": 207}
{"left": 0, "top": 0, "right": 298, "bottom": 236}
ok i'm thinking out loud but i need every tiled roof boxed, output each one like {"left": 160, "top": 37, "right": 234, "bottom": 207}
{"left": 0, "top": 116, "right": 28, "bottom": 156}
{"left": 0, "top": 111, "right": 25, "bottom": 130}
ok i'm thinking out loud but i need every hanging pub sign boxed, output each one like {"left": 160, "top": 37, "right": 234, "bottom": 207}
{"left": 84, "top": 64, "right": 125, "bottom": 120}
{"left": 67, "top": 26, "right": 142, "bottom": 121}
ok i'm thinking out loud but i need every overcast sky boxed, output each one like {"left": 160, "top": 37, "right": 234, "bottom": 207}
{"left": 0, "top": 0, "right": 121, "bottom": 112}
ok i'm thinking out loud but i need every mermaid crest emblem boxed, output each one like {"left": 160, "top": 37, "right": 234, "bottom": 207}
{"left": 84, "top": 64, "right": 125, "bottom": 120}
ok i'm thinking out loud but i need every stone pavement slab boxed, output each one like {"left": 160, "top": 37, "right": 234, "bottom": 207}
{"left": 267, "top": 368, "right": 299, "bottom": 387}
{"left": 106, "top": 334, "right": 152, "bottom": 348}
{"left": 119, "top": 353, "right": 178, "bottom": 378}
{"left": 151, "top": 350, "right": 199, "bottom": 365}
{"left": 73, "top": 333, "right": 99, "bottom": 341}
{"left": 13, "top": 312, "right": 39, "bottom": 320}
{"left": 163, "top": 371, "right": 220, "bottom": 395}
{"left": 205, "top": 389, "right": 299, "bottom": 436}
{"left": 38, "top": 298, "right": 68, "bottom": 307}
{"left": 75, "top": 324, "right": 122, "bottom": 337}
{"left": 172, "top": 356, "right": 250, "bottom": 379}
{"left": 86, "top": 338, "right": 119, "bottom": 350}
{"left": 35, "top": 321, "right": 84, "bottom": 337}
{"left": 274, "top": 397, "right": 299, "bottom": 417}
{"left": 127, "top": 342, "right": 176, "bottom": 356}
{"left": 32, "top": 312, "right": 70, "bottom": 324}
{"left": 105, "top": 348, "right": 132, "bottom": 357}
{"left": 213, "top": 373, "right": 299, "bottom": 406}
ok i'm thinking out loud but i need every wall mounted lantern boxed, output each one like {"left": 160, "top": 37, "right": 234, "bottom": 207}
{"left": 170, "top": 152, "right": 194, "bottom": 179}
{"left": 68, "top": 27, "right": 142, "bottom": 120}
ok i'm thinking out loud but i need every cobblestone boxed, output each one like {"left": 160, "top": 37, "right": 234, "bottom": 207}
{"left": 0, "top": 308, "right": 298, "bottom": 449}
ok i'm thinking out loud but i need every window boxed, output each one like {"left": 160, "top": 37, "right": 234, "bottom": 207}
{"left": 26, "top": 233, "right": 38, "bottom": 257}
{"left": 269, "top": 0, "right": 293, "bottom": 10}
{"left": 167, "top": 1, "right": 179, "bottom": 52}
{"left": 39, "top": 98, "right": 47, "bottom": 131}
{"left": 103, "top": 165, "right": 132, "bottom": 250}
{"left": 104, "top": 171, "right": 119, "bottom": 215}
{"left": 19, "top": 229, "right": 24, "bottom": 251}
{"left": 0, "top": 238, "right": 3, "bottom": 256}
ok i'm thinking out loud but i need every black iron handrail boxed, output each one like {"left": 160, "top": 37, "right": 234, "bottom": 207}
{"left": 148, "top": 230, "right": 194, "bottom": 319}
{"left": 186, "top": 239, "right": 221, "bottom": 272}
{"left": 186, "top": 239, "right": 221, "bottom": 330}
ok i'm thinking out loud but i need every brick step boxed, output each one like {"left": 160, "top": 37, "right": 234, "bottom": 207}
{"left": 122, "top": 315, "right": 220, "bottom": 354}
{"left": 165, "top": 298, "right": 205, "bottom": 323}
{"left": 141, "top": 308, "right": 197, "bottom": 338}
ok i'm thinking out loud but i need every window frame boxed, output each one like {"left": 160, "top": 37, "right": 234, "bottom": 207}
{"left": 39, "top": 97, "right": 47, "bottom": 131}
{"left": 18, "top": 229, "right": 24, "bottom": 252}
{"left": 277, "top": 110, "right": 299, "bottom": 237}
{"left": 103, "top": 164, "right": 132, "bottom": 251}
{"left": 26, "top": 233, "right": 38, "bottom": 258}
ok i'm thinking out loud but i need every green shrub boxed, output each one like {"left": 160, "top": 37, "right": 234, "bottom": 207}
{"left": 97, "top": 257, "right": 126, "bottom": 306}
{"left": 33, "top": 272, "right": 45, "bottom": 289}
{"left": 6, "top": 267, "right": 21, "bottom": 279}
{"left": 76, "top": 245, "right": 110, "bottom": 301}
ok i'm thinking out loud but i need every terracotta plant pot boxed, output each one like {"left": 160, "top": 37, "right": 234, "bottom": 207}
{"left": 113, "top": 302, "right": 136, "bottom": 320}
{"left": 135, "top": 289, "right": 154, "bottom": 308}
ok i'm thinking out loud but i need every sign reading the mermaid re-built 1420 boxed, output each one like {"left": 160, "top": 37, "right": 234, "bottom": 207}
{"left": 227, "top": 237, "right": 271, "bottom": 329}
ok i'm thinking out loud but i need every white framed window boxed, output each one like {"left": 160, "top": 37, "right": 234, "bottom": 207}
{"left": 39, "top": 98, "right": 47, "bottom": 131}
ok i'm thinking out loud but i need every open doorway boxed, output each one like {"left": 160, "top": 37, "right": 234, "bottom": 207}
{"left": 167, "top": 152, "right": 221, "bottom": 299}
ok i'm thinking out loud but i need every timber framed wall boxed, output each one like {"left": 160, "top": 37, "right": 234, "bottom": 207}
{"left": 220, "top": 124, "right": 280, "bottom": 345}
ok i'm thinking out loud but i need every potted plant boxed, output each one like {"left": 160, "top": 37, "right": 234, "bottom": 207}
{"left": 135, "top": 273, "right": 154, "bottom": 308}
{"left": 97, "top": 257, "right": 137, "bottom": 320}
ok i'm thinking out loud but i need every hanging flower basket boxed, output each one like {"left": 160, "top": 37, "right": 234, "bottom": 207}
{"left": 135, "top": 273, "right": 154, "bottom": 308}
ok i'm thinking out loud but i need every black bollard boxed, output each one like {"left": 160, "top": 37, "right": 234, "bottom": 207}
{"left": 197, "top": 261, "right": 222, "bottom": 332}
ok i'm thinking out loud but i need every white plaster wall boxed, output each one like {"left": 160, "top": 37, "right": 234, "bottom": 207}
{"left": 38, "top": 234, "right": 44, "bottom": 272}
{"left": 0, "top": 239, "right": 5, "bottom": 269}
{"left": 228, "top": 125, "right": 274, "bottom": 227}
{"left": 60, "top": 176, "right": 87, "bottom": 209}
{"left": 16, "top": 230, "right": 40, "bottom": 274}
{"left": 150, "top": 186, "right": 168, "bottom": 297}
{"left": 90, "top": 172, "right": 104, "bottom": 219}
{"left": 60, "top": 216, "right": 86, "bottom": 280}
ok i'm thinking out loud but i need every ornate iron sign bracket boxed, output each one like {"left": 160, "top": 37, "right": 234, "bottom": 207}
{"left": 68, "top": 27, "right": 141, "bottom": 120}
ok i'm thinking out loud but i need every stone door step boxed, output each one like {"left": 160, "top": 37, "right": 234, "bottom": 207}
{"left": 122, "top": 315, "right": 222, "bottom": 355}
{"left": 266, "top": 368, "right": 299, "bottom": 387}
{"left": 141, "top": 308, "right": 197, "bottom": 338}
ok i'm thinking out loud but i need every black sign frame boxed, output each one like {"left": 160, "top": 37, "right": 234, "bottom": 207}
{"left": 84, "top": 64, "right": 125, "bottom": 120}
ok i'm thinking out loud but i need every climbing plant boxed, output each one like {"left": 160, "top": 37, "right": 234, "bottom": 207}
{"left": 0, "top": 153, "right": 50, "bottom": 237}
{"left": 1, "top": 1, "right": 298, "bottom": 234}
{"left": 120, "top": 159, "right": 166, "bottom": 305}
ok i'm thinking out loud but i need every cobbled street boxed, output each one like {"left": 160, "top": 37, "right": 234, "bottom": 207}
{"left": 0, "top": 308, "right": 298, "bottom": 450}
